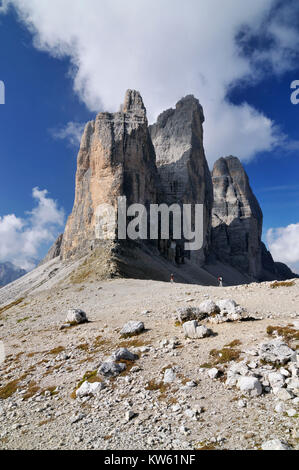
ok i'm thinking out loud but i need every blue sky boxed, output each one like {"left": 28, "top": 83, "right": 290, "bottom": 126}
{"left": 0, "top": 0, "right": 298, "bottom": 272}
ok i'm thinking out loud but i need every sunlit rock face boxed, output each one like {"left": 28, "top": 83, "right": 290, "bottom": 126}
{"left": 60, "top": 90, "right": 160, "bottom": 260}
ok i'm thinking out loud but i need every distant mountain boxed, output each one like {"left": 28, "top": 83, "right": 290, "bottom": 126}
{"left": 0, "top": 262, "right": 26, "bottom": 287}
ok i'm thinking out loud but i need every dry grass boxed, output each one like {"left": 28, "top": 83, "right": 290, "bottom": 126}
{"left": 0, "top": 372, "right": 28, "bottom": 399}
{"left": 270, "top": 280, "right": 295, "bottom": 289}
{"left": 0, "top": 297, "right": 25, "bottom": 316}
{"left": 145, "top": 379, "right": 171, "bottom": 401}
{"left": 224, "top": 339, "right": 242, "bottom": 348}
{"left": 209, "top": 347, "right": 241, "bottom": 365}
{"left": 47, "top": 346, "right": 65, "bottom": 355}
{"left": 118, "top": 338, "right": 149, "bottom": 348}
{"left": 200, "top": 340, "right": 242, "bottom": 368}
{"left": 69, "top": 245, "right": 118, "bottom": 284}
{"left": 266, "top": 325, "right": 299, "bottom": 347}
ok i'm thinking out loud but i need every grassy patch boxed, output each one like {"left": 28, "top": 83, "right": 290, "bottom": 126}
{"left": 267, "top": 325, "right": 299, "bottom": 343}
{"left": 145, "top": 379, "right": 171, "bottom": 401}
{"left": 270, "top": 280, "right": 295, "bottom": 289}
{"left": 197, "top": 443, "right": 217, "bottom": 450}
{"left": 47, "top": 346, "right": 65, "bottom": 355}
{"left": 0, "top": 372, "right": 28, "bottom": 399}
{"left": 0, "top": 297, "right": 25, "bottom": 316}
{"left": 119, "top": 338, "right": 149, "bottom": 348}
{"left": 17, "top": 316, "right": 30, "bottom": 324}
{"left": 209, "top": 347, "right": 241, "bottom": 364}
{"left": 120, "top": 330, "right": 145, "bottom": 339}
{"left": 22, "top": 381, "right": 40, "bottom": 400}
{"left": 76, "top": 343, "right": 89, "bottom": 351}
{"left": 38, "top": 419, "right": 53, "bottom": 427}
{"left": 224, "top": 339, "right": 242, "bottom": 348}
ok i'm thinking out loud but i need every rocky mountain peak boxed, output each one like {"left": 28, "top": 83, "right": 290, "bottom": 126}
{"left": 211, "top": 156, "right": 263, "bottom": 279}
{"left": 122, "top": 89, "right": 146, "bottom": 115}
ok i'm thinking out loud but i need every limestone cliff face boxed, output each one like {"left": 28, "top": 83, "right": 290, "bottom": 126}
{"left": 211, "top": 156, "right": 263, "bottom": 279}
{"left": 60, "top": 90, "right": 160, "bottom": 259}
{"left": 149, "top": 95, "right": 213, "bottom": 265}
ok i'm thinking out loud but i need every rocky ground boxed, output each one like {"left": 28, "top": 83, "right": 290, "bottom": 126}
{"left": 0, "top": 276, "right": 299, "bottom": 450}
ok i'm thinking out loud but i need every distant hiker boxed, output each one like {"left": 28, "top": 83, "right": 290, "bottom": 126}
{"left": 170, "top": 274, "right": 174, "bottom": 283}
{"left": 218, "top": 276, "right": 223, "bottom": 287}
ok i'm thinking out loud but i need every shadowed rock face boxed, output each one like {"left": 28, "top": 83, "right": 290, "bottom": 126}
{"left": 149, "top": 95, "right": 213, "bottom": 265}
{"left": 211, "top": 156, "right": 263, "bottom": 279}
{"left": 61, "top": 90, "right": 160, "bottom": 259}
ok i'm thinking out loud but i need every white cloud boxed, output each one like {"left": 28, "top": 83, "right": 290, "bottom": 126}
{"left": 267, "top": 223, "right": 299, "bottom": 273}
{"left": 0, "top": 188, "right": 64, "bottom": 270}
{"left": 51, "top": 121, "right": 85, "bottom": 147}
{"left": 1, "top": 0, "right": 299, "bottom": 164}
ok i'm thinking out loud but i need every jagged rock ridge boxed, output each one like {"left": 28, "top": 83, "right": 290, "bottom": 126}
{"left": 44, "top": 90, "right": 296, "bottom": 284}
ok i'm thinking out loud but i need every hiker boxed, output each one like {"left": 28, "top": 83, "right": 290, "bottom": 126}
{"left": 218, "top": 276, "right": 223, "bottom": 287}
{"left": 170, "top": 273, "right": 174, "bottom": 283}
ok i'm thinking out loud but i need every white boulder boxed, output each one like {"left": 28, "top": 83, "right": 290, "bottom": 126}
{"left": 237, "top": 376, "right": 262, "bottom": 397}
{"left": 120, "top": 321, "right": 144, "bottom": 337}
{"left": 183, "top": 321, "right": 213, "bottom": 339}
{"left": 76, "top": 381, "right": 105, "bottom": 398}
{"left": 66, "top": 308, "right": 88, "bottom": 324}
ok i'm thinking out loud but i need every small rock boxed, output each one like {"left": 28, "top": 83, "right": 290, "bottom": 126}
{"left": 183, "top": 321, "right": 213, "bottom": 339}
{"left": 76, "top": 381, "right": 105, "bottom": 398}
{"left": 98, "top": 361, "right": 126, "bottom": 377}
{"left": 208, "top": 368, "right": 220, "bottom": 379}
{"left": 238, "top": 399, "right": 247, "bottom": 408}
{"left": 120, "top": 321, "right": 144, "bottom": 337}
{"left": 126, "top": 410, "right": 136, "bottom": 422}
{"left": 110, "top": 348, "right": 138, "bottom": 362}
{"left": 163, "top": 368, "right": 176, "bottom": 384}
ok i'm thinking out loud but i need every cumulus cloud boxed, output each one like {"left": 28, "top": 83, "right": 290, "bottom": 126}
{"left": 267, "top": 223, "right": 299, "bottom": 273}
{"left": 0, "top": 188, "right": 64, "bottom": 270}
{"left": 50, "top": 121, "right": 85, "bottom": 147}
{"left": 1, "top": 0, "right": 299, "bottom": 164}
